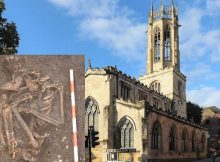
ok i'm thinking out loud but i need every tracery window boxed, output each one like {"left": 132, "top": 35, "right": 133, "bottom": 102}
{"left": 85, "top": 97, "right": 100, "bottom": 135}
{"left": 164, "top": 25, "right": 171, "bottom": 61}
{"left": 150, "top": 81, "right": 161, "bottom": 93}
{"left": 151, "top": 121, "right": 162, "bottom": 150}
{"left": 117, "top": 116, "right": 135, "bottom": 148}
{"left": 169, "top": 126, "right": 176, "bottom": 151}
{"left": 154, "top": 27, "right": 161, "bottom": 62}
{"left": 192, "top": 130, "right": 196, "bottom": 152}
{"left": 182, "top": 128, "right": 188, "bottom": 152}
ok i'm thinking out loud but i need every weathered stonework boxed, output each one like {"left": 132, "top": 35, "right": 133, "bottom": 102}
{"left": 85, "top": 67, "right": 208, "bottom": 162}
{"left": 140, "top": 68, "right": 187, "bottom": 118}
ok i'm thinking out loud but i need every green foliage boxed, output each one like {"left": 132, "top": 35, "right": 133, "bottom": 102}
{"left": 0, "top": 0, "right": 19, "bottom": 55}
{"left": 187, "top": 101, "right": 203, "bottom": 124}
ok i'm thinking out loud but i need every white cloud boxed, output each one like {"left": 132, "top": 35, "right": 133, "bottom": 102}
{"left": 180, "top": 1, "right": 220, "bottom": 61}
{"left": 206, "top": 0, "right": 220, "bottom": 16}
{"left": 187, "top": 87, "right": 220, "bottom": 108}
{"left": 180, "top": 0, "right": 220, "bottom": 98}
{"left": 79, "top": 17, "right": 146, "bottom": 60}
{"left": 47, "top": 0, "right": 146, "bottom": 62}
{"left": 47, "top": 0, "right": 119, "bottom": 18}
{"left": 186, "top": 63, "right": 219, "bottom": 81}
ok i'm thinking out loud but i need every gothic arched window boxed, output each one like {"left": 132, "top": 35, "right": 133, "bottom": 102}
{"left": 169, "top": 126, "right": 176, "bottom": 151}
{"left": 182, "top": 128, "right": 188, "bottom": 152}
{"left": 164, "top": 25, "right": 171, "bottom": 61}
{"left": 117, "top": 116, "right": 135, "bottom": 148}
{"left": 151, "top": 121, "right": 162, "bottom": 150}
{"left": 192, "top": 130, "right": 196, "bottom": 152}
{"left": 154, "top": 27, "right": 161, "bottom": 62}
{"left": 85, "top": 97, "right": 100, "bottom": 135}
{"left": 150, "top": 81, "right": 161, "bottom": 93}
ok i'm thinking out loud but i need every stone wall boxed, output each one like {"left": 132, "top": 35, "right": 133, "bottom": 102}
{"left": 146, "top": 110, "right": 208, "bottom": 161}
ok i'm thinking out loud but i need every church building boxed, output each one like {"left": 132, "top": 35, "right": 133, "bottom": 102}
{"left": 85, "top": 1, "right": 208, "bottom": 162}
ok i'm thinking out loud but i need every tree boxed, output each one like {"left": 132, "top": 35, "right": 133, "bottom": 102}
{"left": 187, "top": 102, "right": 203, "bottom": 124}
{"left": 0, "top": 0, "right": 19, "bottom": 54}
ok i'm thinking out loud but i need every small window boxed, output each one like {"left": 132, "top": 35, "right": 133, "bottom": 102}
{"left": 121, "top": 81, "right": 131, "bottom": 101}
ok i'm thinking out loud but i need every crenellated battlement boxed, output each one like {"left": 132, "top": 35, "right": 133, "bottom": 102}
{"left": 152, "top": 5, "right": 174, "bottom": 21}
{"left": 148, "top": 0, "right": 178, "bottom": 22}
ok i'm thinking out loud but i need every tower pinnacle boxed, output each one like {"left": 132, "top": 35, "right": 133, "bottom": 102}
{"left": 161, "top": 0, "right": 163, "bottom": 6}
{"left": 161, "top": 0, "right": 164, "bottom": 9}
{"left": 151, "top": 0, "right": 154, "bottom": 15}
{"left": 88, "top": 58, "right": 92, "bottom": 69}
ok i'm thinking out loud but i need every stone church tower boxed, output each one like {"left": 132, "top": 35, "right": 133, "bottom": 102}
{"left": 140, "top": 0, "right": 187, "bottom": 118}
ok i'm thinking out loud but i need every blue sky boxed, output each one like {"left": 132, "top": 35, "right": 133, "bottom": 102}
{"left": 5, "top": 0, "right": 220, "bottom": 107}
